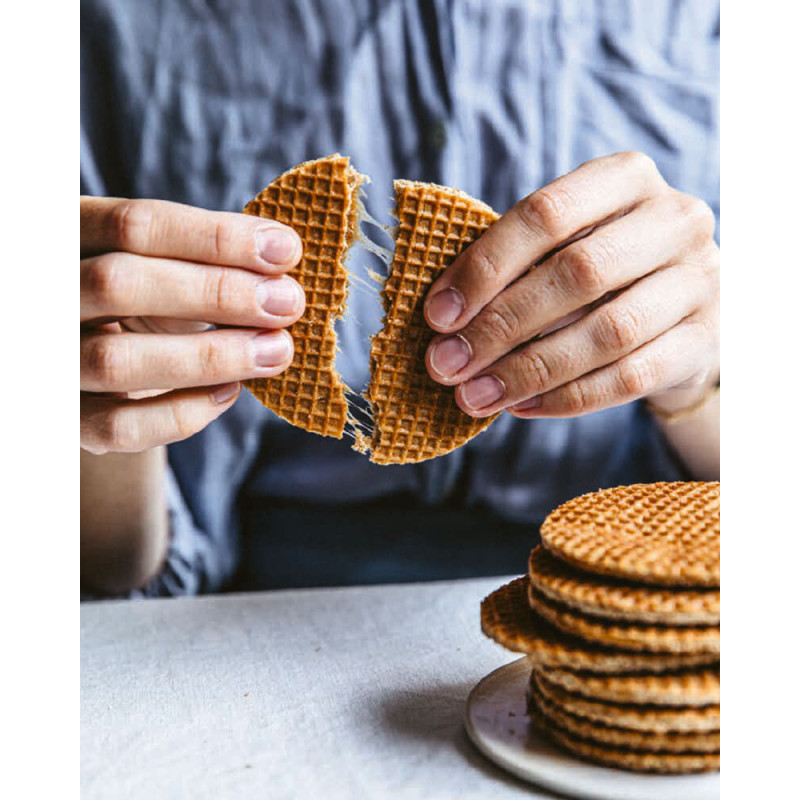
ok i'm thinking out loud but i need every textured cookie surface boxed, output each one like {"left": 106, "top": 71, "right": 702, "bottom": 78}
{"left": 527, "top": 677, "right": 719, "bottom": 753}
{"left": 540, "top": 482, "right": 720, "bottom": 587}
{"left": 243, "top": 154, "right": 365, "bottom": 437}
{"left": 535, "top": 665, "right": 720, "bottom": 707}
{"left": 528, "top": 545, "right": 720, "bottom": 625}
{"left": 366, "top": 181, "right": 500, "bottom": 464}
{"left": 532, "top": 671, "right": 720, "bottom": 733}
{"left": 527, "top": 702, "right": 719, "bottom": 774}
{"left": 480, "top": 578, "right": 719, "bottom": 674}
{"left": 526, "top": 583, "right": 720, "bottom": 654}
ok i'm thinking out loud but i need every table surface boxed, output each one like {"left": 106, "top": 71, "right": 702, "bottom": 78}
{"left": 81, "top": 575, "right": 562, "bottom": 800}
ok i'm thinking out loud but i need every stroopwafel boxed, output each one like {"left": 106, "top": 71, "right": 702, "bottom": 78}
{"left": 527, "top": 701, "right": 719, "bottom": 774}
{"left": 243, "top": 154, "right": 365, "bottom": 437}
{"left": 480, "top": 577, "right": 719, "bottom": 674}
{"left": 528, "top": 545, "right": 720, "bottom": 626}
{"left": 527, "top": 677, "right": 719, "bottom": 753}
{"left": 526, "top": 582, "right": 720, "bottom": 654}
{"left": 365, "top": 180, "right": 501, "bottom": 464}
{"left": 531, "top": 670, "right": 720, "bottom": 733}
{"left": 534, "top": 665, "right": 720, "bottom": 707}
{"left": 540, "top": 482, "right": 720, "bottom": 587}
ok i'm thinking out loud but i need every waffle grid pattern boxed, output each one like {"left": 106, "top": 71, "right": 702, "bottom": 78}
{"left": 527, "top": 678, "right": 719, "bottom": 753}
{"left": 541, "top": 482, "right": 721, "bottom": 587}
{"left": 366, "top": 181, "right": 501, "bottom": 464}
{"left": 526, "top": 700, "right": 720, "bottom": 773}
{"left": 482, "top": 482, "right": 720, "bottom": 773}
{"left": 531, "top": 671, "right": 720, "bottom": 733}
{"left": 243, "top": 155, "right": 362, "bottom": 437}
{"left": 526, "top": 582, "right": 720, "bottom": 654}
{"left": 480, "top": 578, "right": 718, "bottom": 674}
{"left": 536, "top": 665, "right": 720, "bottom": 707}
{"left": 528, "top": 545, "right": 720, "bottom": 625}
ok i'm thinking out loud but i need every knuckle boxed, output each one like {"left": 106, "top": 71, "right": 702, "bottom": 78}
{"left": 84, "top": 253, "right": 128, "bottom": 310}
{"left": 480, "top": 303, "right": 522, "bottom": 344}
{"left": 198, "top": 337, "right": 229, "bottom": 381}
{"left": 681, "top": 194, "right": 717, "bottom": 239}
{"left": 103, "top": 406, "right": 140, "bottom": 452}
{"left": 561, "top": 380, "right": 592, "bottom": 416}
{"left": 110, "top": 199, "right": 154, "bottom": 252}
{"left": 599, "top": 305, "right": 643, "bottom": 352}
{"left": 519, "top": 188, "right": 569, "bottom": 239}
{"left": 168, "top": 401, "right": 202, "bottom": 442}
{"left": 617, "top": 357, "right": 653, "bottom": 398}
{"left": 690, "top": 312, "right": 719, "bottom": 347}
{"left": 618, "top": 150, "right": 659, "bottom": 177}
{"left": 84, "top": 336, "right": 127, "bottom": 388}
{"left": 562, "top": 243, "right": 607, "bottom": 296}
{"left": 209, "top": 219, "right": 232, "bottom": 262}
{"left": 204, "top": 269, "right": 238, "bottom": 315}
{"left": 519, "top": 349, "right": 555, "bottom": 394}
{"left": 469, "top": 243, "right": 504, "bottom": 284}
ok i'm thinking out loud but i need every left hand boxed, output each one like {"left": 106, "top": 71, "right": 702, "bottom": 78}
{"left": 423, "top": 151, "right": 720, "bottom": 419}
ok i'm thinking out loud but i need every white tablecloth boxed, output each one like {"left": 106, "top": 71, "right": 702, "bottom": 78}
{"left": 81, "top": 575, "right": 557, "bottom": 799}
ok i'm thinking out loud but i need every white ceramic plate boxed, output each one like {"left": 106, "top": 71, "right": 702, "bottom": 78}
{"left": 464, "top": 658, "right": 719, "bottom": 800}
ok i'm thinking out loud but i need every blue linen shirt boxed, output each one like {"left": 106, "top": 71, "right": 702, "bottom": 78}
{"left": 80, "top": 0, "right": 719, "bottom": 596}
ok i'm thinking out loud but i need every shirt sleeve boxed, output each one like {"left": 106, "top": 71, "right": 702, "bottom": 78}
{"left": 126, "top": 465, "right": 221, "bottom": 598}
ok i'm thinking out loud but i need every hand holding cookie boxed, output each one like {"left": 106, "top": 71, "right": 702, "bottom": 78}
{"left": 80, "top": 197, "right": 305, "bottom": 454}
{"left": 423, "top": 151, "right": 720, "bottom": 420}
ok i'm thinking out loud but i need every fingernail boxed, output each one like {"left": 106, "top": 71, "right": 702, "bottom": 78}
{"left": 429, "top": 335, "right": 471, "bottom": 378}
{"left": 512, "top": 395, "right": 542, "bottom": 412}
{"left": 257, "top": 228, "right": 300, "bottom": 265}
{"left": 427, "top": 287, "right": 465, "bottom": 328}
{"left": 257, "top": 278, "right": 304, "bottom": 316}
{"left": 461, "top": 375, "right": 505, "bottom": 410}
{"left": 211, "top": 382, "right": 240, "bottom": 404}
{"left": 252, "top": 331, "right": 292, "bottom": 367}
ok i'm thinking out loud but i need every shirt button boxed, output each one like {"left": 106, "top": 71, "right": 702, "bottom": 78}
{"left": 426, "top": 120, "right": 448, "bottom": 152}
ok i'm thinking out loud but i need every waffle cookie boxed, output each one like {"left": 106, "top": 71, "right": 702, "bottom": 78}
{"left": 528, "top": 545, "right": 720, "bottom": 626}
{"left": 527, "top": 677, "right": 719, "bottom": 754}
{"left": 535, "top": 665, "right": 720, "bottom": 707}
{"left": 243, "top": 154, "right": 366, "bottom": 437}
{"left": 480, "top": 578, "right": 719, "bottom": 674}
{"left": 366, "top": 181, "right": 501, "bottom": 464}
{"left": 526, "top": 582, "right": 720, "bottom": 654}
{"left": 531, "top": 671, "right": 720, "bottom": 733}
{"left": 526, "top": 701, "right": 720, "bottom": 774}
{"left": 540, "top": 482, "right": 720, "bottom": 587}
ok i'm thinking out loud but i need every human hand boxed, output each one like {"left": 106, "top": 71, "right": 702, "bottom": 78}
{"left": 423, "top": 152, "right": 719, "bottom": 419}
{"left": 81, "top": 197, "right": 305, "bottom": 453}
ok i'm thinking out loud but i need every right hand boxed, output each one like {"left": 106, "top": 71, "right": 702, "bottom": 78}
{"left": 81, "top": 197, "right": 305, "bottom": 454}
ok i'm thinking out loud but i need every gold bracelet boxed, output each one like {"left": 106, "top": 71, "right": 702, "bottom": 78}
{"left": 645, "top": 383, "right": 720, "bottom": 425}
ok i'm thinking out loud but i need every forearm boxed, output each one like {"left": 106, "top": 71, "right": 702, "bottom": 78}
{"left": 80, "top": 446, "right": 169, "bottom": 595}
{"left": 647, "top": 385, "right": 720, "bottom": 481}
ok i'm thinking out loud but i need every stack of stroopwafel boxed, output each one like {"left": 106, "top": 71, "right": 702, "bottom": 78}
{"left": 481, "top": 481, "right": 720, "bottom": 773}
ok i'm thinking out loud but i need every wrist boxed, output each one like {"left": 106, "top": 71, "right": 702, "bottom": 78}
{"left": 645, "top": 373, "right": 720, "bottom": 424}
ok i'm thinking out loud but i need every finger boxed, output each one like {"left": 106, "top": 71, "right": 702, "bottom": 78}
{"left": 424, "top": 151, "right": 667, "bottom": 332}
{"left": 119, "top": 318, "right": 216, "bottom": 334}
{"left": 80, "top": 383, "right": 242, "bottom": 455}
{"left": 507, "top": 313, "right": 717, "bottom": 419}
{"left": 426, "top": 195, "right": 703, "bottom": 385}
{"left": 80, "top": 196, "right": 302, "bottom": 274}
{"left": 451, "top": 262, "right": 711, "bottom": 416}
{"left": 80, "top": 252, "right": 305, "bottom": 325}
{"left": 80, "top": 328, "right": 294, "bottom": 393}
